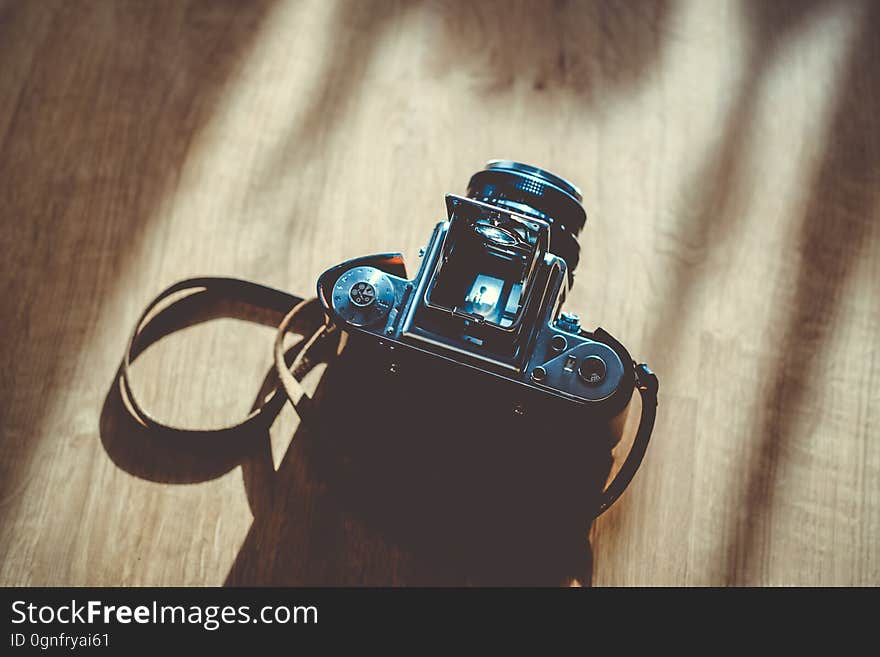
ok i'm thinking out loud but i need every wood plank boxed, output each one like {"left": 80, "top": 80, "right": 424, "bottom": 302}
{"left": 1, "top": 0, "right": 877, "bottom": 585}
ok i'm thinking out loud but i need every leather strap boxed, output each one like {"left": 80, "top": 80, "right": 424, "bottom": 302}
{"left": 595, "top": 363, "right": 659, "bottom": 516}
{"left": 272, "top": 299, "right": 346, "bottom": 423}
{"left": 119, "top": 277, "right": 330, "bottom": 435}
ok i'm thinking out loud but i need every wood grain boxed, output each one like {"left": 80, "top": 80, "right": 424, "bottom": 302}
{"left": 1, "top": 0, "right": 877, "bottom": 586}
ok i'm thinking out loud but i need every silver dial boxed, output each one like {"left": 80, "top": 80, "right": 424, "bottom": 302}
{"left": 331, "top": 266, "right": 395, "bottom": 327}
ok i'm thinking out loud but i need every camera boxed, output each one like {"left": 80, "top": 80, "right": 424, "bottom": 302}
{"left": 318, "top": 161, "right": 650, "bottom": 428}
{"left": 311, "top": 161, "right": 658, "bottom": 581}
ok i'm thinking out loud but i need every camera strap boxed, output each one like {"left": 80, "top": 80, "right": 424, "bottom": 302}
{"left": 596, "top": 363, "right": 658, "bottom": 515}
{"left": 119, "top": 277, "right": 335, "bottom": 435}
{"left": 118, "top": 277, "right": 657, "bottom": 516}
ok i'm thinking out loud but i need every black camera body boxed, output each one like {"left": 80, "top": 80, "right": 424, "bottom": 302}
{"left": 318, "top": 161, "right": 636, "bottom": 425}
{"left": 309, "top": 161, "right": 656, "bottom": 582}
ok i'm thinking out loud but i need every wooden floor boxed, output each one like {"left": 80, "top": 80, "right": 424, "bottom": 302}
{"left": 1, "top": 0, "right": 878, "bottom": 586}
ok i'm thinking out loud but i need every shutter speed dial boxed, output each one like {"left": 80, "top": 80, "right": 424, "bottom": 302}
{"left": 331, "top": 266, "right": 395, "bottom": 327}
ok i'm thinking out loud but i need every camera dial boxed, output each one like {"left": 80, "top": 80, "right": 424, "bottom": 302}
{"left": 331, "top": 266, "right": 395, "bottom": 327}
{"left": 349, "top": 281, "right": 376, "bottom": 307}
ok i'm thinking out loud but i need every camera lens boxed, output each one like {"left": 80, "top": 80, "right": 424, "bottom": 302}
{"left": 466, "top": 160, "right": 587, "bottom": 280}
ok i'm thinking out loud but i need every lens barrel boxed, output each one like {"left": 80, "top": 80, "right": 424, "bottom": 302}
{"left": 465, "top": 160, "right": 586, "bottom": 279}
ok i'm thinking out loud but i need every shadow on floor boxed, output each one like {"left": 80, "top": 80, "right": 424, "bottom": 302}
{"left": 0, "top": 0, "right": 277, "bottom": 524}
{"left": 100, "top": 293, "right": 616, "bottom": 585}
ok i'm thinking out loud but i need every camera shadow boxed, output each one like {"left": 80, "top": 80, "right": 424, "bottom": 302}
{"left": 99, "top": 290, "right": 611, "bottom": 586}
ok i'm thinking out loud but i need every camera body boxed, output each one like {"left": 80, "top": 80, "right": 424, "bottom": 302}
{"left": 309, "top": 161, "right": 654, "bottom": 581}
{"left": 317, "top": 161, "right": 636, "bottom": 426}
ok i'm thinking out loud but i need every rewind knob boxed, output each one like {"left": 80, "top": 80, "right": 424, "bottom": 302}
{"left": 331, "top": 266, "right": 395, "bottom": 327}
